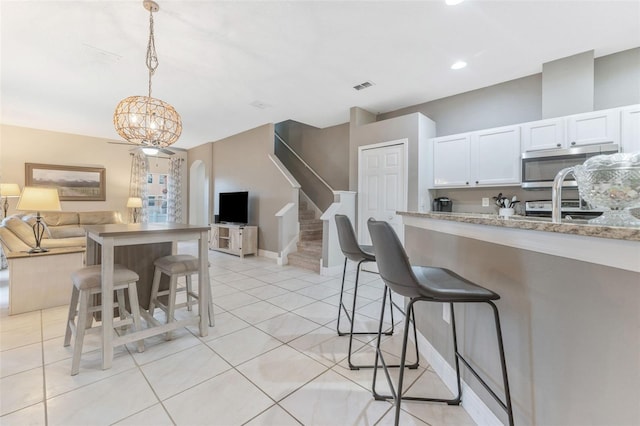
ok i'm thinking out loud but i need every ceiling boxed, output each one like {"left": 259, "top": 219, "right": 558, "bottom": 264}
{"left": 1, "top": 1, "right": 639, "bottom": 150}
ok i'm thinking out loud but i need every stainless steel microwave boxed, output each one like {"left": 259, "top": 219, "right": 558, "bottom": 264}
{"left": 521, "top": 144, "right": 619, "bottom": 189}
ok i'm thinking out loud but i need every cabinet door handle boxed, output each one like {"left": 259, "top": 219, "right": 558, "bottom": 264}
{"left": 466, "top": 181, "right": 469, "bottom": 185}
{"left": 571, "top": 141, "right": 576, "bottom": 145}
{"left": 556, "top": 143, "right": 562, "bottom": 147}
{"left": 475, "top": 180, "right": 479, "bottom": 184}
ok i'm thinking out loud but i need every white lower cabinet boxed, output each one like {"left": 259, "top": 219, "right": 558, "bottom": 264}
{"left": 432, "top": 125, "right": 521, "bottom": 188}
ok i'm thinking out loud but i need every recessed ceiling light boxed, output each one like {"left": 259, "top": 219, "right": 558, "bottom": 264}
{"left": 451, "top": 61, "right": 467, "bottom": 70}
{"left": 445, "top": 0, "right": 465, "bottom": 5}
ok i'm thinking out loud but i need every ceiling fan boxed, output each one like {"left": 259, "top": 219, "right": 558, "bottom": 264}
{"left": 107, "top": 141, "right": 175, "bottom": 156}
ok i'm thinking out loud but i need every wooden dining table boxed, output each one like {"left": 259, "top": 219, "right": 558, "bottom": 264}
{"left": 84, "top": 223, "right": 213, "bottom": 370}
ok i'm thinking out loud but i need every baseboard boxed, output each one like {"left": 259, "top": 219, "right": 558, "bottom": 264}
{"left": 259, "top": 249, "right": 278, "bottom": 260}
{"left": 413, "top": 330, "right": 503, "bottom": 426}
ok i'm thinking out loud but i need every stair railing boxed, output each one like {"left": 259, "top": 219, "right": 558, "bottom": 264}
{"left": 275, "top": 202, "right": 299, "bottom": 266}
{"left": 274, "top": 132, "right": 335, "bottom": 211}
{"left": 269, "top": 154, "right": 301, "bottom": 266}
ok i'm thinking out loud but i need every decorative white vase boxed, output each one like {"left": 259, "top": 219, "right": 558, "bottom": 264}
{"left": 499, "top": 208, "right": 515, "bottom": 218}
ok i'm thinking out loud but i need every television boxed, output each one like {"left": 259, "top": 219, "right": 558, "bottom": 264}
{"left": 218, "top": 191, "right": 249, "bottom": 225}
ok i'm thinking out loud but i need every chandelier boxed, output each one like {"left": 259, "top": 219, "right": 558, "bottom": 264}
{"left": 113, "top": 0, "right": 182, "bottom": 148}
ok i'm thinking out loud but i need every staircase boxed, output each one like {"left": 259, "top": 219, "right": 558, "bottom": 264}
{"left": 288, "top": 201, "right": 322, "bottom": 273}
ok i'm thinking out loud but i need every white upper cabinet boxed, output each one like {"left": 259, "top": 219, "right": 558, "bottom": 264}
{"left": 522, "top": 108, "right": 621, "bottom": 153}
{"left": 471, "top": 126, "right": 521, "bottom": 185}
{"left": 566, "top": 109, "right": 620, "bottom": 147}
{"left": 522, "top": 118, "right": 565, "bottom": 151}
{"left": 432, "top": 134, "right": 471, "bottom": 187}
{"left": 432, "top": 125, "right": 521, "bottom": 188}
{"left": 621, "top": 105, "right": 640, "bottom": 154}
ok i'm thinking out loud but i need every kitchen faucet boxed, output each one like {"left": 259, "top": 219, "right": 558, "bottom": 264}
{"left": 551, "top": 167, "right": 575, "bottom": 223}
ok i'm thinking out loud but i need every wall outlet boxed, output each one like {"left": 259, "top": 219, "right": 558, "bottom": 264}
{"left": 482, "top": 197, "right": 490, "bottom": 207}
{"left": 442, "top": 303, "right": 451, "bottom": 324}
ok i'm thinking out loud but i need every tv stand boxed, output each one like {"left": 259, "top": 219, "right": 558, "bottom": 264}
{"left": 209, "top": 223, "right": 257, "bottom": 258}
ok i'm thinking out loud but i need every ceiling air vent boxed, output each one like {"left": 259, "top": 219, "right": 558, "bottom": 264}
{"left": 250, "top": 100, "right": 272, "bottom": 109}
{"left": 353, "top": 81, "right": 374, "bottom": 91}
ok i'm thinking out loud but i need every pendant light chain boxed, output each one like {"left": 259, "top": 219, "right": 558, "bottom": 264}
{"left": 146, "top": 8, "right": 158, "bottom": 99}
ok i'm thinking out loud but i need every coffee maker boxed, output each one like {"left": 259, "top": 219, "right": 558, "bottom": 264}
{"left": 432, "top": 197, "right": 453, "bottom": 212}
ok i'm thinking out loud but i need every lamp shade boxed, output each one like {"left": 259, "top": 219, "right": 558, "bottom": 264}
{"left": 16, "top": 187, "right": 62, "bottom": 212}
{"left": 0, "top": 183, "right": 21, "bottom": 197}
{"left": 126, "top": 197, "right": 143, "bottom": 208}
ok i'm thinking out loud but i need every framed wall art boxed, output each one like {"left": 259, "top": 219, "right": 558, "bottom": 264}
{"left": 25, "top": 163, "right": 106, "bottom": 201}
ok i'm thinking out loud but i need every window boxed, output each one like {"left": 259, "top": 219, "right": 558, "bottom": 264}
{"left": 147, "top": 173, "right": 168, "bottom": 223}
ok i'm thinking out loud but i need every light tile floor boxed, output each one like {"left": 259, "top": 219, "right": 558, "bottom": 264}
{"left": 0, "top": 244, "right": 475, "bottom": 426}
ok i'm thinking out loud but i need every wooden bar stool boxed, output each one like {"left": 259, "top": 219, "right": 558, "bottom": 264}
{"left": 367, "top": 218, "right": 514, "bottom": 426}
{"left": 148, "top": 254, "right": 214, "bottom": 339}
{"left": 64, "top": 264, "right": 144, "bottom": 376}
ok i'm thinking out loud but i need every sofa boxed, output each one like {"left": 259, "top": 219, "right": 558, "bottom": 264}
{"left": 0, "top": 211, "right": 123, "bottom": 256}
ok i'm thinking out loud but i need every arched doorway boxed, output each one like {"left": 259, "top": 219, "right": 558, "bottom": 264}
{"left": 189, "top": 160, "right": 208, "bottom": 225}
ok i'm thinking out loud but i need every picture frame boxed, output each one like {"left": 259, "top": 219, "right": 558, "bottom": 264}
{"left": 25, "top": 163, "right": 106, "bottom": 201}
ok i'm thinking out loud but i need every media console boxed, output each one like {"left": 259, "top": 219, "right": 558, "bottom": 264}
{"left": 209, "top": 223, "right": 258, "bottom": 258}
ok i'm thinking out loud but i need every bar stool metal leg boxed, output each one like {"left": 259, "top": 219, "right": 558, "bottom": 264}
{"left": 374, "top": 297, "right": 514, "bottom": 426}
{"left": 372, "top": 291, "right": 420, "bottom": 402}
{"left": 340, "top": 259, "right": 406, "bottom": 370}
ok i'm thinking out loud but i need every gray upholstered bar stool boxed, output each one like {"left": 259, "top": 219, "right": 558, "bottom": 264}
{"left": 148, "top": 254, "right": 214, "bottom": 339}
{"left": 334, "top": 214, "right": 417, "bottom": 370}
{"left": 367, "top": 218, "right": 514, "bottom": 426}
{"left": 64, "top": 264, "right": 144, "bottom": 376}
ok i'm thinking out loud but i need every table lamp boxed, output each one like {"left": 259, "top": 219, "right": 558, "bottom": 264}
{"left": 16, "top": 187, "right": 62, "bottom": 253}
{"left": 127, "top": 197, "right": 143, "bottom": 223}
{"left": 0, "top": 183, "right": 21, "bottom": 218}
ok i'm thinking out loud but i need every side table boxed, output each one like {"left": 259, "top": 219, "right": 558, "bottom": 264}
{"left": 7, "top": 247, "right": 85, "bottom": 315}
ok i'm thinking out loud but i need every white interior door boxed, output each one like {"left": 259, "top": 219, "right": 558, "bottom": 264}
{"left": 358, "top": 140, "right": 407, "bottom": 248}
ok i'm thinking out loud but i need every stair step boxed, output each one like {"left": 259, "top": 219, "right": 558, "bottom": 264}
{"left": 299, "top": 211, "right": 315, "bottom": 220}
{"left": 300, "top": 220, "right": 322, "bottom": 231}
{"left": 297, "top": 241, "right": 322, "bottom": 256}
{"left": 300, "top": 229, "right": 322, "bottom": 241}
{"left": 298, "top": 239, "right": 322, "bottom": 249}
{"left": 288, "top": 252, "right": 320, "bottom": 273}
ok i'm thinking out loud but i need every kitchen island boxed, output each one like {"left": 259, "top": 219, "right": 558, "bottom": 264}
{"left": 398, "top": 211, "right": 639, "bottom": 426}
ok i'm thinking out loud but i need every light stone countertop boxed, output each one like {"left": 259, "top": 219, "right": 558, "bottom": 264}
{"left": 398, "top": 211, "right": 640, "bottom": 242}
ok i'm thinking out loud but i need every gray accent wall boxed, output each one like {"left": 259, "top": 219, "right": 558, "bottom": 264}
{"left": 378, "top": 47, "right": 640, "bottom": 137}
{"left": 405, "top": 227, "right": 640, "bottom": 426}
{"left": 209, "top": 124, "right": 294, "bottom": 253}
{"left": 275, "top": 120, "right": 349, "bottom": 191}
{"left": 595, "top": 47, "right": 640, "bottom": 110}
{"left": 542, "top": 50, "right": 595, "bottom": 118}
{"left": 377, "top": 74, "right": 543, "bottom": 137}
